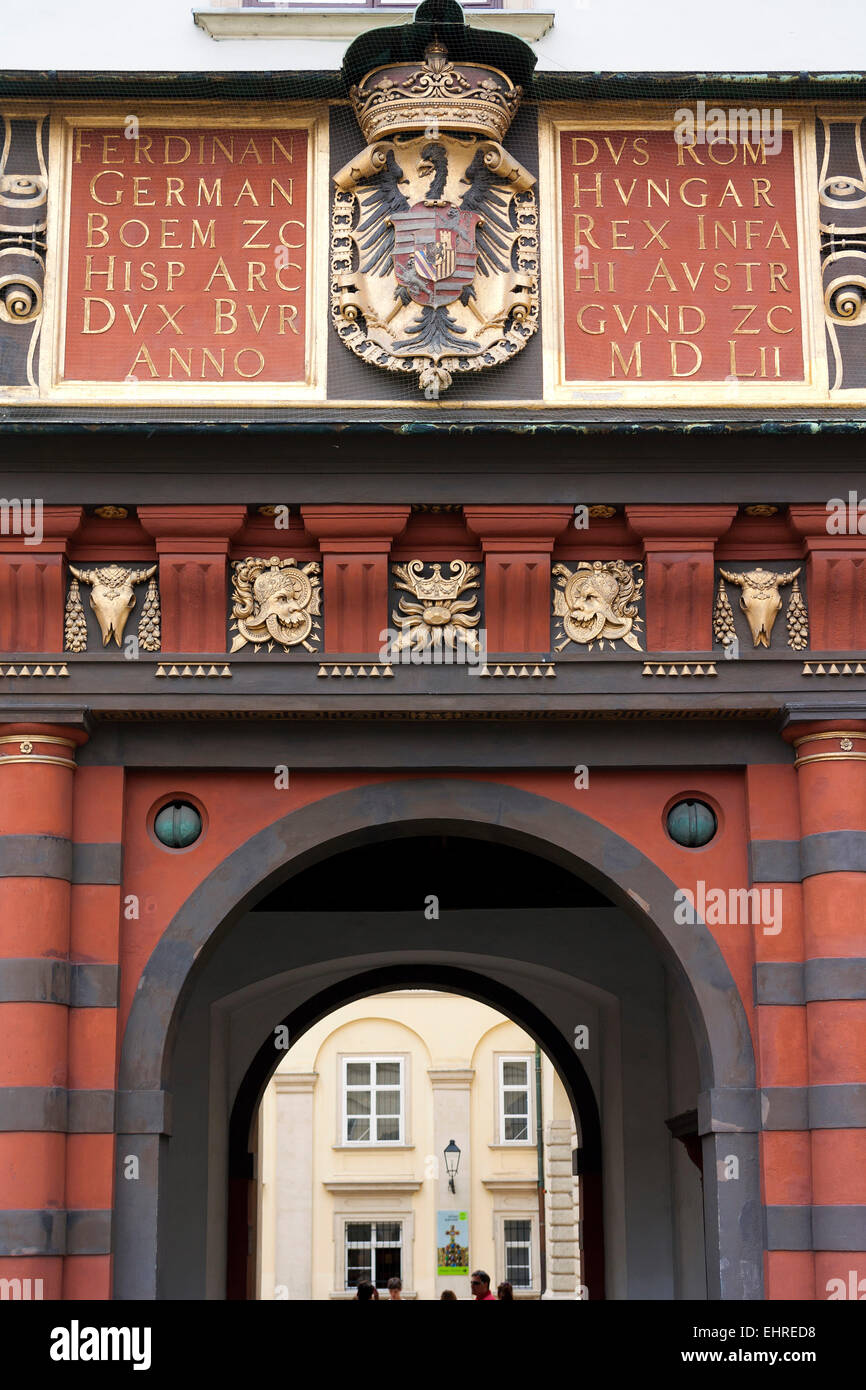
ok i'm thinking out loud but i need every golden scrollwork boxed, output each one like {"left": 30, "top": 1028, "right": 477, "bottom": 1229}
{"left": 552, "top": 561, "right": 644, "bottom": 653}
{"left": 716, "top": 567, "right": 808, "bottom": 650}
{"left": 230, "top": 556, "right": 321, "bottom": 654}
{"left": 391, "top": 559, "right": 480, "bottom": 656}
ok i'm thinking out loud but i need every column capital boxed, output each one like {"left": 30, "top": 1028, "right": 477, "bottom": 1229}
{"left": 625, "top": 504, "right": 737, "bottom": 545}
{"left": 0, "top": 506, "right": 84, "bottom": 555}
{"left": 463, "top": 505, "right": 573, "bottom": 551}
{"left": 300, "top": 505, "right": 410, "bottom": 551}
{"left": 137, "top": 505, "right": 248, "bottom": 548}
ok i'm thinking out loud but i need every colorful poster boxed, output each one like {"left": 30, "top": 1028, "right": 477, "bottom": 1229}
{"left": 437, "top": 1210, "right": 469, "bottom": 1277}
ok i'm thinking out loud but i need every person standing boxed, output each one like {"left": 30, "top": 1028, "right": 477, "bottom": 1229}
{"left": 470, "top": 1270, "right": 496, "bottom": 1300}
{"left": 386, "top": 1276, "right": 403, "bottom": 1300}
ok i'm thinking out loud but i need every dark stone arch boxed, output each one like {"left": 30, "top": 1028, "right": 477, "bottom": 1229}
{"left": 226, "top": 963, "right": 605, "bottom": 1300}
{"left": 114, "top": 778, "right": 761, "bottom": 1300}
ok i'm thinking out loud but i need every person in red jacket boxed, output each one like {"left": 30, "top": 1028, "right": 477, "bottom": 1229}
{"left": 470, "top": 1270, "right": 496, "bottom": 1300}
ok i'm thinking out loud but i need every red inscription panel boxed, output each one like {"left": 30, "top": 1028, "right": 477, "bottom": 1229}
{"left": 64, "top": 126, "right": 308, "bottom": 384}
{"left": 559, "top": 129, "right": 804, "bottom": 384}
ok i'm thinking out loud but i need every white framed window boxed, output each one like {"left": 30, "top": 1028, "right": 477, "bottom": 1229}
{"left": 342, "top": 1056, "right": 404, "bottom": 1144}
{"left": 498, "top": 1055, "right": 533, "bottom": 1144}
{"left": 344, "top": 1220, "right": 403, "bottom": 1291}
{"left": 504, "top": 1219, "right": 533, "bottom": 1289}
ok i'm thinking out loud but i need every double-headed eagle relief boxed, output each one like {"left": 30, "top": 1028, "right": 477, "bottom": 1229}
{"left": 332, "top": 23, "right": 539, "bottom": 394}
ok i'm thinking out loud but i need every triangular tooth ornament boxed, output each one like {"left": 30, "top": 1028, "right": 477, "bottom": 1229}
{"left": 856, "top": 663, "right": 866, "bottom": 675}
{"left": 46, "top": 666, "right": 56, "bottom": 677}
{"left": 356, "top": 666, "right": 367, "bottom": 677}
{"left": 493, "top": 666, "right": 504, "bottom": 677}
{"left": 343, "top": 666, "right": 353, "bottom": 677}
{"left": 331, "top": 666, "right": 341, "bottom": 676}
{"left": 479, "top": 666, "right": 491, "bottom": 677}
{"left": 815, "top": 664, "right": 826, "bottom": 675}
{"left": 59, "top": 665, "right": 69, "bottom": 677}
{"left": 370, "top": 666, "right": 380, "bottom": 677}
{"left": 506, "top": 665, "right": 517, "bottom": 677}
{"left": 5, "top": 666, "right": 16, "bottom": 677}
{"left": 545, "top": 665, "right": 555, "bottom": 676}
{"left": 843, "top": 664, "right": 853, "bottom": 675}
{"left": 829, "top": 664, "right": 840, "bottom": 675}
{"left": 693, "top": 664, "right": 704, "bottom": 675}
{"left": 655, "top": 665, "right": 666, "bottom": 676}
{"left": 181, "top": 665, "right": 193, "bottom": 677}
{"left": 518, "top": 665, "right": 529, "bottom": 677}
{"left": 32, "top": 666, "right": 43, "bottom": 676}
{"left": 168, "top": 666, "right": 180, "bottom": 676}
{"left": 531, "top": 666, "right": 542, "bottom": 677}
{"left": 317, "top": 666, "right": 328, "bottom": 677}
{"left": 155, "top": 665, "right": 166, "bottom": 677}
{"left": 207, "top": 666, "right": 219, "bottom": 677}
{"left": 642, "top": 664, "right": 653, "bottom": 676}
{"left": 667, "top": 665, "right": 679, "bottom": 676}
{"left": 383, "top": 665, "right": 394, "bottom": 676}
{"left": 194, "top": 666, "right": 206, "bottom": 677}
{"left": 802, "top": 663, "right": 812, "bottom": 675}
{"left": 706, "top": 664, "right": 717, "bottom": 675}
{"left": 681, "top": 664, "right": 691, "bottom": 676}
{"left": 19, "top": 666, "right": 30, "bottom": 676}
{"left": 220, "top": 665, "right": 231, "bottom": 676}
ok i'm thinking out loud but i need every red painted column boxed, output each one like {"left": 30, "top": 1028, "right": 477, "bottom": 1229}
{"left": 0, "top": 507, "right": 82, "bottom": 653}
{"left": 138, "top": 506, "right": 247, "bottom": 653}
{"left": 745, "top": 763, "right": 814, "bottom": 1299}
{"left": 789, "top": 506, "right": 866, "bottom": 649}
{"left": 785, "top": 719, "right": 866, "bottom": 1301}
{"left": 301, "top": 505, "right": 410, "bottom": 653}
{"left": 463, "top": 506, "right": 573, "bottom": 653}
{"left": 625, "top": 506, "right": 737, "bottom": 651}
{"left": 0, "top": 723, "right": 88, "bottom": 1299}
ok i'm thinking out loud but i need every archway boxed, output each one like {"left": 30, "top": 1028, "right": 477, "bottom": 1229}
{"left": 113, "top": 778, "right": 761, "bottom": 1300}
{"left": 228, "top": 964, "right": 605, "bottom": 1300}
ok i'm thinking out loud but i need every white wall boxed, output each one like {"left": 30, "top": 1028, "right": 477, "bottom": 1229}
{"left": 3, "top": 1, "right": 866, "bottom": 76}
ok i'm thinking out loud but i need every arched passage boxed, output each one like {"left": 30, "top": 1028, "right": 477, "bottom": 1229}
{"left": 113, "top": 778, "right": 762, "bottom": 1301}
{"left": 226, "top": 964, "right": 605, "bottom": 1300}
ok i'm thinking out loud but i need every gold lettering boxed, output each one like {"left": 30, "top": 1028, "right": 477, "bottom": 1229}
{"left": 234, "top": 179, "right": 259, "bottom": 207}
{"left": 753, "top": 178, "right": 773, "bottom": 207}
{"left": 718, "top": 180, "right": 743, "bottom": 206}
{"left": 242, "top": 220, "right": 270, "bottom": 250}
{"left": 679, "top": 178, "right": 708, "bottom": 208}
{"left": 128, "top": 344, "right": 159, "bottom": 377}
{"left": 270, "top": 179, "right": 293, "bottom": 207}
{"left": 201, "top": 347, "right": 225, "bottom": 376}
{"left": 610, "top": 341, "right": 642, "bottom": 377}
{"left": 732, "top": 304, "right": 759, "bottom": 334}
{"left": 84, "top": 256, "right": 116, "bottom": 291}
{"left": 168, "top": 348, "right": 192, "bottom": 378}
{"left": 678, "top": 305, "right": 706, "bottom": 334}
{"left": 573, "top": 214, "right": 600, "bottom": 250}
{"left": 271, "top": 135, "right": 294, "bottom": 164}
{"left": 165, "top": 177, "right": 186, "bottom": 207}
{"left": 86, "top": 213, "right": 109, "bottom": 248}
{"left": 278, "top": 304, "right": 299, "bottom": 335}
{"left": 190, "top": 219, "right": 216, "bottom": 249}
{"left": 197, "top": 179, "right": 222, "bottom": 207}
{"left": 234, "top": 347, "right": 265, "bottom": 378}
{"left": 238, "top": 138, "right": 263, "bottom": 164}
{"left": 278, "top": 220, "right": 305, "bottom": 248}
{"left": 767, "top": 304, "right": 794, "bottom": 333}
{"left": 670, "top": 340, "right": 702, "bottom": 376}
{"left": 160, "top": 220, "right": 182, "bottom": 249}
{"left": 247, "top": 263, "right": 267, "bottom": 293}
{"left": 123, "top": 304, "right": 147, "bottom": 333}
{"left": 766, "top": 221, "right": 791, "bottom": 248}
{"left": 163, "top": 135, "right": 191, "bottom": 165}
{"left": 90, "top": 170, "right": 123, "bottom": 206}
{"left": 133, "top": 177, "right": 155, "bottom": 207}
{"left": 768, "top": 262, "right": 789, "bottom": 293}
{"left": 102, "top": 134, "right": 122, "bottom": 164}
{"left": 577, "top": 304, "right": 606, "bottom": 334}
{"left": 571, "top": 137, "right": 599, "bottom": 166}
{"left": 728, "top": 340, "right": 756, "bottom": 376}
{"left": 573, "top": 173, "right": 603, "bottom": 208}
{"left": 644, "top": 258, "right": 677, "bottom": 292}
{"left": 611, "top": 220, "right": 634, "bottom": 250}
{"left": 82, "top": 297, "right": 115, "bottom": 333}
{"left": 214, "top": 298, "right": 237, "bottom": 334}
{"left": 119, "top": 219, "right": 150, "bottom": 248}
{"left": 205, "top": 257, "right": 237, "bottom": 292}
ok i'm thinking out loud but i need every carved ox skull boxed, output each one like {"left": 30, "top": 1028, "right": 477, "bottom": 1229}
{"left": 69, "top": 563, "right": 156, "bottom": 647}
{"left": 719, "top": 567, "right": 800, "bottom": 648}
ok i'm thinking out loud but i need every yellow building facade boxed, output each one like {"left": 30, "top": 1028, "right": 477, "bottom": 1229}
{"left": 256, "top": 991, "right": 580, "bottom": 1300}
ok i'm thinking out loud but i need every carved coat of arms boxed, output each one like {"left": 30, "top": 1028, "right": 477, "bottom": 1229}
{"left": 332, "top": 37, "right": 539, "bottom": 394}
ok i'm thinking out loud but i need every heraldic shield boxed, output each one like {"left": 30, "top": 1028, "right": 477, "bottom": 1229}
{"left": 392, "top": 205, "right": 481, "bottom": 309}
{"left": 331, "top": 33, "right": 539, "bottom": 395}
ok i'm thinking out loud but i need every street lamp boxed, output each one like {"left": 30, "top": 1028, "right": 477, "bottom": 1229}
{"left": 444, "top": 1139, "right": 461, "bottom": 1194}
